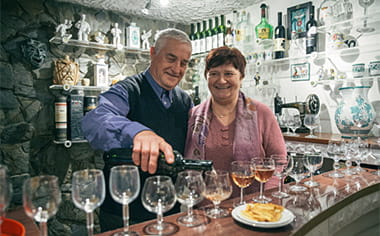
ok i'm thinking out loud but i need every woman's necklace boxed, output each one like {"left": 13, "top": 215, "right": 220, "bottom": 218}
{"left": 212, "top": 108, "right": 236, "bottom": 119}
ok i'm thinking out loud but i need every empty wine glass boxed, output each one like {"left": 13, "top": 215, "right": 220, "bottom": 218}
{"left": 288, "top": 114, "right": 302, "bottom": 136}
{"left": 23, "top": 175, "right": 62, "bottom": 236}
{"left": 110, "top": 165, "right": 140, "bottom": 236}
{"left": 174, "top": 170, "right": 208, "bottom": 227}
{"left": 281, "top": 109, "right": 292, "bottom": 135}
{"left": 72, "top": 169, "right": 105, "bottom": 236}
{"left": 357, "top": 0, "right": 375, "bottom": 33}
{"left": 271, "top": 154, "right": 294, "bottom": 199}
{"left": 353, "top": 137, "right": 369, "bottom": 173}
{"left": 252, "top": 158, "right": 275, "bottom": 203}
{"left": 0, "top": 165, "right": 12, "bottom": 236}
{"left": 141, "top": 175, "right": 178, "bottom": 235}
{"left": 230, "top": 161, "right": 255, "bottom": 207}
{"left": 327, "top": 140, "right": 345, "bottom": 178}
{"left": 304, "top": 114, "right": 320, "bottom": 138}
{"left": 304, "top": 152, "right": 323, "bottom": 187}
{"left": 203, "top": 170, "right": 232, "bottom": 218}
{"left": 288, "top": 153, "right": 308, "bottom": 192}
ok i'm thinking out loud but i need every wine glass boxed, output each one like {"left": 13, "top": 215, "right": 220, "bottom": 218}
{"left": 230, "top": 161, "right": 255, "bottom": 207}
{"left": 288, "top": 153, "right": 308, "bottom": 192}
{"left": 357, "top": 0, "right": 375, "bottom": 33}
{"left": 72, "top": 169, "right": 105, "bottom": 236}
{"left": 174, "top": 170, "right": 208, "bottom": 227}
{"left": 353, "top": 137, "right": 369, "bottom": 174}
{"left": 281, "top": 110, "right": 292, "bottom": 135}
{"left": 303, "top": 152, "right": 323, "bottom": 187}
{"left": 271, "top": 154, "right": 294, "bottom": 199}
{"left": 0, "top": 165, "right": 12, "bottom": 236}
{"left": 23, "top": 175, "right": 62, "bottom": 236}
{"left": 109, "top": 165, "right": 140, "bottom": 236}
{"left": 288, "top": 114, "right": 302, "bottom": 136}
{"left": 203, "top": 170, "right": 232, "bottom": 218}
{"left": 141, "top": 175, "right": 178, "bottom": 235}
{"left": 304, "top": 114, "right": 320, "bottom": 138}
{"left": 251, "top": 158, "right": 275, "bottom": 203}
{"left": 327, "top": 140, "right": 345, "bottom": 178}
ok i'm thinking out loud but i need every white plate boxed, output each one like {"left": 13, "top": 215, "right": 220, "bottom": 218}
{"left": 231, "top": 204, "right": 295, "bottom": 228}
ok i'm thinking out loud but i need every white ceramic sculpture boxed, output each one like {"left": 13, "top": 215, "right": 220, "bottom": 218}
{"left": 75, "top": 14, "right": 91, "bottom": 41}
{"left": 141, "top": 29, "right": 152, "bottom": 50}
{"left": 111, "top": 23, "right": 122, "bottom": 49}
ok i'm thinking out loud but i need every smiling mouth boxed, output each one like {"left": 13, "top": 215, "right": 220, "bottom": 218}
{"left": 215, "top": 85, "right": 231, "bottom": 90}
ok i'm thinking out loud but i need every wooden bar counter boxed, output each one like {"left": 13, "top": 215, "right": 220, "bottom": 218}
{"left": 97, "top": 169, "right": 380, "bottom": 236}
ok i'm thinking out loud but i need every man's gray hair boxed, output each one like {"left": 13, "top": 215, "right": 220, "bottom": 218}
{"left": 154, "top": 28, "right": 191, "bottom": 54}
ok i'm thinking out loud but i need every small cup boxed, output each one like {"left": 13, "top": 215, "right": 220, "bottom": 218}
{"left": 352, "top": 63, "right": 365, "bottom": 78}
{"left": 82, "top": 78, "right": 90, "bottom": 86}
{"left": 369, "top": 61, "right": 380, "bottom": 76}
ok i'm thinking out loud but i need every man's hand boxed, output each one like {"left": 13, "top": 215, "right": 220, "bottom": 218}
{"left": 132, "top": 130, "right": 174, "bottom": 174}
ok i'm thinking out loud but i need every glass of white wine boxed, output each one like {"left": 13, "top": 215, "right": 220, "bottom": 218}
{"left": 230, "top": 161, "right": 255, "bottom": 207}
{"left": 72, "top": 169, "right": 105, "bottom": 236}
{"left": 203, "top": 170, "right": 232, "bottom": 218}
{"left": 23, "top": 175, "right": 62, "bottom": 236}
{"left": 110, "top": 165, "right": 140, "bottom": 236}
{"left": 174, "top": 170, "right": 208, "bottom": 227}
{"left": 141, "top": 175, "right": 178, "bottom": 235}
{"left": 252, "top": 158, "right": 275, "bottom": 203}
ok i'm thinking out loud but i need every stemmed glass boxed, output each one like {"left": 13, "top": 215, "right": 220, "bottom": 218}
{"left": 353, "top": 137, "right": 369, "bottom": 173}
{"left": 327, "top": 140, "right": 345, "bottom": 178}
{"left": 174, "top": 170, "right": 208, "bottom": 227}
{"left": 141, "top": 176, "right": 178, "bottom": 235}
{"left": 72, "top": 169, "right": 105, "bottom": 236}
{"left": 342, "top": 140, "right": 359, "bottom": 176}
{"left": 304, "top": 114, "right": 320, "bottom": 138}
{"left": 110, "top": 165, "right": 140, "bottom": 236}
{"left": 271, "top": 154, "right": 294, "bottom": 199}
{"left": 357, "top": 0, "right": 375, "bottom": 33}
{"left": 288, "top": 153, "right": 308, "bottom": 192}
{"left": 203, "top": 170, "right": 232, "bottom": 218}
{"left": 23, "top": 175, "right": 62, "bottom": 236}
{"left": 0, "top": 165, "right": 12, "bottom": 236}
{"left": 230, "top": 161, "right": 255, "bottom": 207}
{"left": 304, "top": 152, "right": 323, "bottom": 187}
{"left": 281, "top": 110, "right": 292, "bottom": 135}
{"left": 252, "top": 158, "right": 275, "bottom": 203}
{"left": 288, "top": 114, "right": 302, "bottom": 136}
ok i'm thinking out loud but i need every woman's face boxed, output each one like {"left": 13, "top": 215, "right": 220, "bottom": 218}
{"left": 206, "top": 63, "right": 243, "bottom": 105}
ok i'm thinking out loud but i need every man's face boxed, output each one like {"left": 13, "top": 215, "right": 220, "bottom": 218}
{"left": 149, "top": 38, "right": 192, "bottom": 90}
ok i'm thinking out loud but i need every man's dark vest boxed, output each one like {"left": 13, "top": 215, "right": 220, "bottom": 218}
{"left": 101, "top": 73, "right": 192, "bottom": 223}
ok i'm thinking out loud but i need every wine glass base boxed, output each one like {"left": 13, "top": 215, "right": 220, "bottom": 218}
{"left": 253, "top": 195, "right": 272, "bottom": 204}
{"left": 304, "top": 180, "right": 319, "bottom": 187}
{"left": 328, "top": 171, "right": 344, "bottom": 178}
{"left": 289, "top": 185, "right": 307, "bottom": 192}
{"left": 232, "top": 199, "right": 246, "bottom": 208}
{"left": 271, "top": 191, "right": 289, "bottom": 199}
{"left": 143, "top": 222, "right": 179, "bottom": 236}
{"left": 205, "top": 207, "right": 230, "bottom": 219}
{"left": 286, "top": 132, "right": 300, "bottom": 137}
{"left": 177, "top": 213, "right": 210, "bottom": 227}
{"left": 112, "top": 230, "right": 140, "bottom": 236}
{"left": 357, "top": 27, "right": 375, "bottom": 33}
{"left": 305, "top": 134, "right": 318, "bottom": 138}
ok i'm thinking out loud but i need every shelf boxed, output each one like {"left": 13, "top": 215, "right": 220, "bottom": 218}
{"left": 311, "top": 76, "right": 377, "bottom": 87}
{"left": 49, "top": 36, "right": 150, "bottom": 54}
{"left": 54, "top": 139, "right": 88, "bottom": 148}
{"left": 49, "top": 84, "right": 108, "bottom": 92}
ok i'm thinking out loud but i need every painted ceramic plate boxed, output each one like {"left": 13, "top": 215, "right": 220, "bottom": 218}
{"left": 231, "top": 204, "right": 295, "bottom": 228}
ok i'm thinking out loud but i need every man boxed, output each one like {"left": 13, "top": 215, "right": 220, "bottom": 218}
{"left": 81, "top": 28, "right": 193, "bottom": 231}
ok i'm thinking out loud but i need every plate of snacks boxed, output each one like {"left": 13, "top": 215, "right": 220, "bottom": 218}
{"left": 231, "top": 203, "right": 295, "bottom": 228}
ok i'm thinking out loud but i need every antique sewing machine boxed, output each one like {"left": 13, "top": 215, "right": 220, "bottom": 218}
{"left": 274, "top": 93, "right": 320, "bottom": 133}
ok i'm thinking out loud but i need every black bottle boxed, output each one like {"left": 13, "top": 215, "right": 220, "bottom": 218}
{"left": 306, "top": 6, "right": 318, "bottom": 54}
{"left": 274, "top": 12, "right": 286, "bottom": 59}
{"left": 193, "top": 86, "right": 201, "bottom": 105}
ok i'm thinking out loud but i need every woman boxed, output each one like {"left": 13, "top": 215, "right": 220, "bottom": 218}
{"left": 184, "top": 46, "right": 287, "bottom": 198}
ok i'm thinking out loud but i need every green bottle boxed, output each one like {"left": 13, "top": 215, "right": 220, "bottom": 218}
{"left": 212, "top": 16, "right": 219, "bottom": 49}
{"left": 190, "top": 23, "right": 196, "bottom": 54}
{"left": 206, "top": 19, "right": 213, "bottom": 51}
{"left": 255, "top": 3, "right": 273, "bottom": 40}
{"left": 218, "top": 15, "right": 226, "bottom": 47}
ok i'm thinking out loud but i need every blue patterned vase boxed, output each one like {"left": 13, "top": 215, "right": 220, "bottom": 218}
{"left": 334, "top": 86, "right": 376, "bottom": 138}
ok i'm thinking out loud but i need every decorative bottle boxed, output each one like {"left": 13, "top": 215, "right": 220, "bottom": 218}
{"left": 274, "top": 12, "right": 286, "bottom": 59}
{"left": 255, "top": 4, "right": 273, "bottom": 40}
{"left": 306, "top": 6, "right": 318, "bottom": 54}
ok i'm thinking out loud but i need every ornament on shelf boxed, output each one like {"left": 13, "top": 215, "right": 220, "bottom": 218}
{"left": 53, "top": 55, "right": 79, "bottom": 85}
{"left": 111, "top": 23, "right": 123, "bottom": 49}
{"left": 75, "top": 14, "right": 91, "bottom": 41}
{"left": 126, "top": 22, "right": 140, "bottom": 49}
{"left": 92, "top": 31, "right": 107, "bottom": 44}
{"left": 141, "top": 29, "right": 152, "bottom": 50}
{"left": 94, "top": 55, "right": 109, "bottom": 87}
{"left": 56, "top": 19, "right": 72, "bottom": 43}
{"left": 21, "top": 39, "right": 47, "bottom": 69}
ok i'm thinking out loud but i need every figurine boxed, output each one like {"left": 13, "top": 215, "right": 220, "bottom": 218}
{"left": 53, "top": 55, "right": 80, "bottom": 85}
{"left": 110, "top": 23, "right": 122, "bottom": 49}
{"left": 254, "top": 72, "right": 261, "bottom": 86}
{"left": 94, "top": 31, "right": 106, "bottom": 44}
{"left": 141, "top": 29, "right": 152, "bottom": 50}
{"left": 56, "top": 19, "right": 72, "bottom": 43}
{"left": 21, "top": 39, "right": 47, "bottom": 69}
{"left": 75, "top": 14, "right": 91, "bottom": 41}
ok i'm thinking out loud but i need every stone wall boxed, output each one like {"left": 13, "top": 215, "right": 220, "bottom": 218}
{"left": 0, "top": 0, "right": 187, "bottom": 235}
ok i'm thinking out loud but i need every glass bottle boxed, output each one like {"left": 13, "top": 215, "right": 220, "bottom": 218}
{"left": 193, "top": 86, "right": 201, "bottom": 105}
{"left": 218, "top": 15, "right": 226, "bottom": 47}
{"left": 225, "top": 19, "right": 234, "bottom": 47}
{"left": 212, "top": 16, "right": 219, "bottom": 49}
{"left": 255, "top": 3, "right": 273, "bottom": 40}
{"left": 318, "top": 0, "right": 336, "bottom": 26}
{"left": 200, "top": 21, "right": 206, "bottom": 53}
{"left": 194, "top": 22, "right": 201, "bottom": 54}
{"left": 235, "top": 10, "right": 246, "bottom": 51}
{"left": 306, "top": 6, "right": 318, "bottom": 54}
{"left": 206, "top": 19, "right": 213, "bottom": 52}
{"left": 190, "top": 23, "right": 196, "bottom": 54}
{"left": 274, "top": 12, "right": 286, "bottom": 59}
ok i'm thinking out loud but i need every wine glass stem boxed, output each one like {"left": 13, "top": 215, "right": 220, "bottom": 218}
{"left": 310, "top": 172, "right": 314, "bottom": 182}
{"left": 86, "top": 211, "right": 94, "bottom": 236}
{"left": 240, "top": 187, "right": 244, "bottom": 204}
{"left": 279, "top": 177, "right": 283, "bottom": 192}
{"left": 187, "top": 204, "right": 194, "bottom": 218}
{"left": 40, "top": 221, "right": 48, "bottom": 236}
{"left": 259, "top": 182, "right": 264, "bottom": 199}
{"left": 122, "top": 203, "right": 130, "bottom": 233}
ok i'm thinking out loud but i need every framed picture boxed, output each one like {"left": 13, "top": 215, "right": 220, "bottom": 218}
{"left": 291, "top": 62, "right": 310, "bottom": 81}
{"left": 287, "top": 2, "right": 313, "bottom": 39}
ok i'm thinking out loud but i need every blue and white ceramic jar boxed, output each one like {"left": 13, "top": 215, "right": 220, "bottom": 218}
{"left": 335, "top": 86, "right": 376, "bottom": 138}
